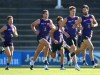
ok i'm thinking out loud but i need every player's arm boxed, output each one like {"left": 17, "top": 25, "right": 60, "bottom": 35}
{"left": 75, "top": 17, "right": 83, "bottom": 30}
{"left": 13, "top": 26, "right": 18, "bottom": 37}
{"left": 49, "top": 19, "right": 56, "bottom": 40}
{"left": 0, "top": 25, "right": 7, "bottom": 41}
{"left": 91, "top": 15, "right": 98, "bottom": 27}
{"left": 49, "top": 19, "right": 58, "bottom": 44}
{"left": 49, "top": 25, "right": 58, "bottom": 44}
{"left": 60, "top": 18, "right": 70, "bottom": 38}
{"left": 31, "top": 19, "right": 40, "bottom": 35}
{"left": 49, "top": 19, "right": 56, "bottom": 29}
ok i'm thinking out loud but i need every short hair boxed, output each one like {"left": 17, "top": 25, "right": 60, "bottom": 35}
{"left": 42, "top": 9, "right": 49, "bottom": 14}
{"left": 69, "top": 6, "right": 76, "bottom": 11}
{"left": 56, "top": 16, "right": 63, "bottom": 22}
{"left": 82, "top": 5, "right": 89, "bottom": 10}
{"left": 7, "top": 16, "right": 13, "bottom": 21}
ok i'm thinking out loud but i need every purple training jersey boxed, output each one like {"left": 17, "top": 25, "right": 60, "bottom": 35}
{"left": 81, "top": 15, "right": 93, "bottom": 37}
{"left": 3, "top": 24, "right": 14, "bottom": 42}
{"left": 65, "top": 16, "right": 78, "bottom": 38}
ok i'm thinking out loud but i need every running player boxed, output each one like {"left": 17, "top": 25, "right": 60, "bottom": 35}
{"left": 30, "top": 10, "right": 55, "bottom": 70}
{"left": 50, "top": 16, "right": 65, "bottom": 70}
{"left": 0, "top": 16, "right": 18, "bottom": 70}
{"left": 71, "top": 5, "right": 98, "bottom": 68}
{"left": 77, "top": 30, "right": 88, "bottom": 66}
{"left": 60, "top": 6, "right": 80, "bottom": 71}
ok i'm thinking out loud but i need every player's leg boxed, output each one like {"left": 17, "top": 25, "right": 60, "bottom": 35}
{"left": 47, "top": 49, "right": 51, "bottom": 59}
{"left": 41, "top": 39, "right": 50, "bottom": 70}
{"left": 70, "top": 45, "right": 80, "bottom": 71}
{"left": 63, "top": 42, "right": 72, "bottom": 66}
{"left": 66, "top": 38, "right": 80, "bottom": 71}
{"left": 4, "top": 47, "right": 11, "bottom": 70}
{"left": 71, "top": 41, "right": 87, "bottom": 57}
{"left": 72, "top": 38, "right": 81, "bottom": 71}
{"left": 60, "top": 48, "right": 65, "bottom": 70}
{"left": 34, "top": 42, "right": 45, "bottom": 61}
{"left": 51, "top": 52, "right": 56, "bottom": 58}
{"left": 78, "top": 40, "right": 88, "bottom": 66}
{"left": 43, "top": 47, "right": 50, "bottom": 64}
{"left": 43, "top": 48, "right": 49, "bottom": 70}
{"left": 5, "top": 46, "right": 14, "bottom": 70}
{"left": 82, "top": 50, "right": 86, "bottom": 62}
{"left": 70, "top": 45, "right": 76, "bottom": 63}
{"left": 30, "top": 39, "right": 45, "bottom": 70}
{"left": 85, "top": 39, "right": 97, "bottom": 68}
{"left": 64, "top": 47, "right": 72, "bottom": 66}
{"left": 82, "top": 50, "right": 88, "bottom": 66}
{"left": 78, "top": 39, "right": 88, "bottom": 66}
{"left": 51, "top": 42, "right": 58, "bottom": 58}
{"left": 2, "top": 42, "right": 13, "bottom": 70}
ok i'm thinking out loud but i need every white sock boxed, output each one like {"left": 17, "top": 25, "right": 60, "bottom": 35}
{"left": 30, "top": 60, "right": 34, "bottom": 65}
{"left": 44, "top": 65, "right": 48, "bottom": 68}
{"left": 44, "top": 57, "right": 47, "bottom": 61}
{"left": 70, "top": 59, "right": 72, "bottom": 63}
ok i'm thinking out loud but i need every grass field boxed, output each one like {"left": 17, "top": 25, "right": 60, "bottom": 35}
{"left": 0, "top": 68, "right": 100, "bottom": 75}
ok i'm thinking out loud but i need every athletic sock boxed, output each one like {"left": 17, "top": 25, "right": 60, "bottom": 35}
{"left": 6, "top": 63, "right": 10, "bottom": 67}
{"left": 91, "top": 61, "right": 95, "bottom": 65}
{"left": 44, "top": 60, "right": 48, "bottom": 65}
{"left": 83, "top": 60, "right": 86, "bottom": 63}
{"left": 30, "top": 60, "right": 34, "bottom": 65}
{"left": 61, "top": 64, "right": 64, "bottom": 68}
{"left": 44, "top": 57, "right": 47, "bottom": 61}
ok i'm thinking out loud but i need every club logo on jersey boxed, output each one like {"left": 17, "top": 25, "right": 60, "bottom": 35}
{"left": 83, "top": 20, "right": 87, "bottom": 22}
{"left": 72, "top": 20, "right": 74, "bottom": 22}
{"left": 8, "top": 29, "right": 12, "bottom": 30}
{"left": 68, "top": 20, "right": 72, "bottom": 23}
{"left": 41, "top": 23, "right": 50, "bottom": 26}
{"left": 41, "top": 23, "right": 45, "bottom": 25}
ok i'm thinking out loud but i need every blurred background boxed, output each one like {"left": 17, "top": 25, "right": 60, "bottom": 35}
{"left": 0, "top": 0, "right": 100, "bottom": 67}
{"left": 0, "top": 0, "right": 100, "bottom": 51}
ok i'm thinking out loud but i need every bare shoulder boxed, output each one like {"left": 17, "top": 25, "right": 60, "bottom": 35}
{"left": 31, "top": 19, "right": 40, "bottom": 26}
{"left": 49, "top": 19, "right": 53, "bottom": 23}
{"left": 0, "top": 25, "right": 7, "bottom": 32}
{"left": 91, "top": 15, "right": 95, "bottom": 18}
{"left": 49, "top": 19, "right": 54, "bottom": 25}
{"left": 34, "top": 19, "right": 40, "bottom": 24}
{"left": 36, "top": 19, "right": 40, "bottom": 22}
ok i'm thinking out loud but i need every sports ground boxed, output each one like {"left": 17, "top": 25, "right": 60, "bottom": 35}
{"left": 0, "top": 67, "right": 100, "bottom": 75}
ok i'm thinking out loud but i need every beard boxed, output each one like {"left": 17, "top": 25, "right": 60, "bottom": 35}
{"left": 83, "top": 12, "right": 88, "bottom": 15}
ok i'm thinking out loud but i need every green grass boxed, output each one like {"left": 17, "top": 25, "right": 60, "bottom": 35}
{"left": 0, "top": 68, "right": 100, "bottom": 75}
